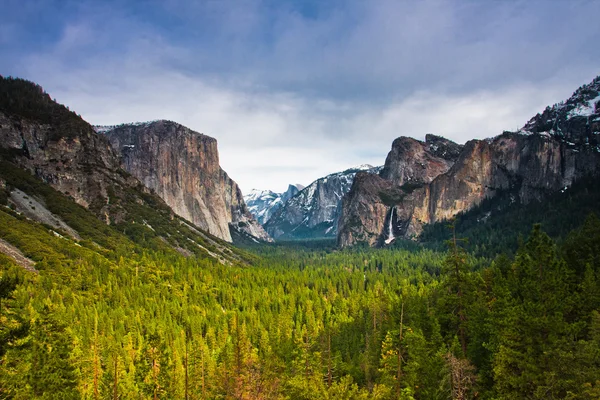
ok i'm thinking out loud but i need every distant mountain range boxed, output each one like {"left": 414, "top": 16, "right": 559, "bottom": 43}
{"left": 245, "top": 165, "right": 381, "bottom": 240}
{"left": 244, "top": 184, "right": 303, "bottom": 225}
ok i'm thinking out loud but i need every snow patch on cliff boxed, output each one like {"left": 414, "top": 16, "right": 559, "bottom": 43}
{"left": 567, "top": 95, "right": 600, "bottom": 119}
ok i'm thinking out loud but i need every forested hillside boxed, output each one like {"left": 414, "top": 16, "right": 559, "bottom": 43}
{"left": 1, "top": 185, "right": 599, "bottom": 398}
{"left": 419, "top": 176, "right": 600, "bottom": 258}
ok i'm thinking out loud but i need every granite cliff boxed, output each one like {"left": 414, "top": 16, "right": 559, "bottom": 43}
{"left": 338, "top": 76, "right": 600, "bottom": 247}
{"left": 102, "top": 121, "right": 271, "bottom": 243}
{"left": 0, "top": 77, "right": 136, "bottom": 224}
{"left": 338, "top": 136, "right": 463, "bottom": 246}
{"left": 0, "top": 76, "right": 252, "bottom": 264}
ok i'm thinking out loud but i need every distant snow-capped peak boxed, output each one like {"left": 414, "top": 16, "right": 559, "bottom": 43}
{"left": 263, "top": 165, "right": 383, "bottom": 240}
{"left": 243, "top": 184, "right": 302, "bottom": 225}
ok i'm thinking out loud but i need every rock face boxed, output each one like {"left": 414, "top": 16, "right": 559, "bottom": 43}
{"left": 336, "top": 172, "right": 399, "bottom": 246}
{"left": 379, "top": 134, "right": 462, "bottom": 186}
{"left": 338, "top": 137, "right": 463, "bottom": 247}
{"left": 265, "top": 165, "right": 381, "bottom": 240}
{"left": 338, "top": 75, "right": 600, "bottom": 247}
{"left": 0, "top": 77, "right": 264, "bottom": 264}
{"left": 0, "top": 112, "right": 123, "bottom": 215}
{"left": 0, "top": 78, "right": 139, "bottom": 223}
{"left": 103, "top": 121, "right": 271, "bottom": 243}
{"left": 244, "top": 184, "right": 303, "bottom": 225}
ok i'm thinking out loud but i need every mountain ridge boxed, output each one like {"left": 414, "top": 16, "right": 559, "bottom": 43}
{"left": 0, "top": 75, "right": 256, "bottom": 263}
{"left": 264, "top": 164, "right": 382, "bottom": 240}
{"left": 337, "top": 74, "right": 600, "bottom": 247}
{"left": 244, "top": 184, "right": 302, "bottom": 225}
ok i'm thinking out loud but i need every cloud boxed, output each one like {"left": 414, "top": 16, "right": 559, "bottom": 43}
{"left": 32, "top": 59, "right": 571, "bottom": 193}
{"left": 1, "top": 0, "right": 599, "bottom": 193}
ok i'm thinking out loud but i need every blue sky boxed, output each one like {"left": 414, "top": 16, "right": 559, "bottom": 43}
{"left": 2, "top": 0, "right": 600, "bottom": 193}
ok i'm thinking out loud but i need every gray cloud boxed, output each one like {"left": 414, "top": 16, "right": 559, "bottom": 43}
{"left": 1, "top": 0, "right": 599, "bottom": 193}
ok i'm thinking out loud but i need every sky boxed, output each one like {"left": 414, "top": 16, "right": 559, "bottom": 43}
{"left": 1, "top": 0, "right": 599, "bottom": 194}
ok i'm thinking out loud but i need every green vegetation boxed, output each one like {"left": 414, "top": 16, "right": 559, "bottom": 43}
{"left": 419, "top": 176, "right": 600, "bottom": 257}
{"left": 0, "top": 159, "right": 256, "bottom": 266}
{"left": 0, "top": 76, "right": 91, "bottom": 140}
{"left": 1, "top": 187, "right": 599, "bottom": 398}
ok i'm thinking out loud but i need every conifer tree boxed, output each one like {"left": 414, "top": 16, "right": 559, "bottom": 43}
{"left": 440, "top": 223, "right": 471, "bottom": 356}
{"left": 28, "top": 312, "right": 80, "bottom": 400}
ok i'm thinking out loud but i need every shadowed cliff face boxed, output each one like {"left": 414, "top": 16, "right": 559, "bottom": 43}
{"left": 221, "top": 169, "right": 273, "bottom": 242}
{"left": 336, "top": 172, "right": 398, "bottom": 247}
{"left": 0, "top": 111, "right": 136, "bottom": 223}
{"left": 380, "top": 135, "right": 462, "bottom": 186}
{"left": 338, "top": 76, "right": 600, "bottom": 248}
{"left": 103, "top": 121, "right": 271, "bottom": 243}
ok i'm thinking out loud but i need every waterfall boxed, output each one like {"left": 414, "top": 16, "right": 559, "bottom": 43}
{"left": 384, "top": 207, "right": 395, "bottom": 245}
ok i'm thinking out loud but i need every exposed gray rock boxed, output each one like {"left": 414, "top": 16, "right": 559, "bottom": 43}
{"left": 9, "top": 188, "right": 81, "bottom": 240}
{"left": 244, "top": 184, "right": 302, "bottom": 225}
{"left": 265, "top": 165, "right": 381, "bottom": 240}
{"left": 0, "top": 110, "right": 139, "bottom": 225}
{"left": 102, "top": 120, "right": 272, "bottom": 243}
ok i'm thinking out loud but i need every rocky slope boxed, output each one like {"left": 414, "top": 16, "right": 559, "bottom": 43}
{"left": 0, "top": 76, "right": 254, "bottom": 264}
{"left": 338, "top": 76, "right": 600, "bottom": 247}
{"left": 102, "top": 121, "right": 271, "bottom": 243}
{"left": 265, "top": 165, "right": 381, "bottom": 239}
{"left": 0, "top": 77, "right": 136, "bottom": 223}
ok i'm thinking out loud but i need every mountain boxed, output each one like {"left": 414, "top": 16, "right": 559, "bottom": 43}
{"left": 99, "top": 121, "right": 272, "bottom": 243}
{"left": 244, "top": 184, "right": 303, "bottom": 225}
{"left": 520, "top": 75, "right": 600, "bottom": 143}
{"left": 418, "top": 175, "right": 600, "bottom": 258}
{"left": 338, "top": 76, "right": 600, "bottom": 247}
{"left": 264, "top": 165, "right": 381, "bottom": 240}
{"left": 0, "top": 78, "right": 124, "bottom": 221}
{"left": 0, "top": 76, "right": 254, "bottom": 264}
{"left": 338, "top": 135, "right": 463, "bottom": 246}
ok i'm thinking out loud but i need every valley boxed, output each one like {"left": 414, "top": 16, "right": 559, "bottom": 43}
{"left": 0, "top": 73, "right": 599, "bottom": 399}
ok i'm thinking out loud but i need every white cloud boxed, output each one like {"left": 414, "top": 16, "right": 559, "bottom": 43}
{"left": 4, "top": 0, "right": 600, "bottom": 194}
{"left": 35, "top": 61, "right": 576, "bottom": 193}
